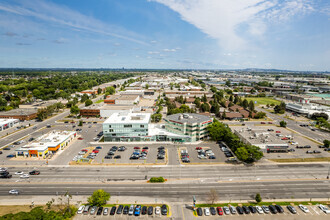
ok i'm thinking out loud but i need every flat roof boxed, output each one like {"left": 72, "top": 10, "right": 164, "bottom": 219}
{"left": 0, "top": 108, "right": 37, "bottom": 116}
{"left": 165, "top": 113, "right": 212, "bottom": 124}
{"left": 104, "top": 112, "right": 150, "bottom": 124}
{"left": 0, "top": 118, "right": 19, "bottom": 126}
{"left": 16, "top": 130, "right": 76, "bottom": 151}
{"left": 100, "top": 105, "right": 133, "bottom": 110}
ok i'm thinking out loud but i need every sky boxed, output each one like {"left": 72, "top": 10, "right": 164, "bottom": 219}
{"left": 0, "top": 0, "right": 329, "bottom": 71}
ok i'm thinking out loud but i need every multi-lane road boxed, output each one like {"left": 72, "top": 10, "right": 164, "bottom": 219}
{"left": 1, "top": 164, "right": 329, "bottom": 201}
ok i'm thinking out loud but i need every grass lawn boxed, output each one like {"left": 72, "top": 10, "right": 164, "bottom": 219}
{"left": 244, "top": 97, "right": 281, "bottom": 106}
{"left": 269, "top": 157, "right": 330, "bottom": 163}
{"left": 95, "top": 99, "right": 104, "bottom": 103}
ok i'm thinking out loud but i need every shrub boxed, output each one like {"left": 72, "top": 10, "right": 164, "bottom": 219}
{"left": 149, "top": 177, "right": 165, "bottom": 183}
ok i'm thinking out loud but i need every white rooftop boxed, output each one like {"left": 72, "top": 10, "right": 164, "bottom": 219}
{"left": 0, "top": 118, "right": 19, "bottom": 126}
{"left": 104, "top": 112, "right": 151, "bottom": 124}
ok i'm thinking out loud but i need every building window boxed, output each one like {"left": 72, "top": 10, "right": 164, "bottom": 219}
{"left": 109, "top": 125, "right": 111, "bottom": 128}
{"left": 109, "top": 129, "right": 113, "bottom": 132}
{"left": 124, "top": 124, "right": 132, "bottom": 128}
{"left": 140, "top": 125, "right": 144, "bottom": 128}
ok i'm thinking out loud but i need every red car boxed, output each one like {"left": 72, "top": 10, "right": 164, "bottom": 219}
{"left": 276, "top": 131, "right": 281, "bottom": 133}
{"left": 81, "top": 149, "right": 88, "bottom": 152}
{"left": 217, "top": 207, "right": 223, "bottom": 215}
{"left": 142, "top": 149, "right": 148, "bottom": 152}
{"left": 281, "top": 137, "right": 288, "bottom": 140}
{"left": 196, "top": 147, "right": 202, "bottom": 150}
{"left": 78, "top": 137, "right": 83, "bottom": 140}
{"left": 134, "top": 147, "right": 140, "bottom": 149}
{"left": 261, "top": 122, "right": 266, "bottom": 124}
{"left": 268, "top": 122, "right": 272, "bottom": 124}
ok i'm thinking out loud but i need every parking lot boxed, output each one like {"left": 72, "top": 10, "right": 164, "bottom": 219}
{"left": 184, "top": 204, "right": 330, "bottom": 220}
{"left": 178, "top": 142, "right": 228, "bottom": 164}
{"left": 230, "top": 125, "right": 329, "bottom": 160}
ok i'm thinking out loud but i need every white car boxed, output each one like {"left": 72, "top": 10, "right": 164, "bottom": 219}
{"left": 318, "top": 204, "right": 330, "bottom": 214}
{"left": 207, "top": 152, "right": 215, "bottom": 156}
{"left": 198, "top": 155, "right": 207, "bottom": 159}
{"left": 15, "top": 171, "right": 24, "bottom": 175}
{"left": 78, "top": 151, "right": 86, "bottom": 155}
{"left": 256, "top": 206, "right": 264, "bottom": 214}
{"left": 155, "top": 206, "right": 161, "bottom": 215}
{"left": 20, "top": 174, "right": 29, "bottom": 179}
{"left": 77, "top": 205, "right": 85, "bottom": 214}
{"left": 290, "top": 141, "right": 298, "bottom": 145}
{"left": 204, "top": 208, "right": 210, "bottom": 216}
{"left": 9, "top": 189, "right": 19, "bottom": 195}
{"left": 298, "top": 204, "right": 309, "bottom": 213}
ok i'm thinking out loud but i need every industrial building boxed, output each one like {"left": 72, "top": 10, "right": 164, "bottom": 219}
{"left": 0, "top": 118, "right": 19, "bottom": 131}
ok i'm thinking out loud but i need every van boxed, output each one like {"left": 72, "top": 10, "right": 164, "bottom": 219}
{"left": 83, "top": 205, "right": 90, "bottom": 214}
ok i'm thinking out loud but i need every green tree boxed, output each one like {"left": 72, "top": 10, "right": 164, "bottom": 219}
{"left": 151, "top": 113, "right": 162, "bottom": 122}
{"left": 255, "top": 193, "right": 262, "bottom": 203}
{"left": 70, "top": 105, "right": 80, "bottom": 115}
{"left": 323, "top": 140, "right": 330, "bottom": 148}
{"left": 235, "top": 147, "right": 250, "bottom": 161}
{"left": 97, "top": 88, "right": 102, "bottom": 94}
{"left": 78, "top": 120, "right": 83, "bottom": 126}
{"left": 280, "top": 120, "right": 287, "bottom": 127}
{"left": 87, "top": 189, "right": 110, "bottom": 207}
{"left": 225, "top": 80, "right": 231, "bottom": 87}
{"left": 106, "top": 86, "right": 116, "bottom": 95}
{"left": 201, "top": 94, "right": 207, "bottom": 103}
{"left": 242, "top": 99, "right": 248, "bottom": 109}
{"left": 229, "top": 95, "right": 233, "bottom": 102}
{"left": 234, "top": 96, "right": 239, "bottom": 104}
{"left": 248, "top": 101, "right": 255, "bottom": 112}
{"left": 85, "top": 99, "right": 93, "bottom": 106}
{"left": 145, "top": 84, "right": 149, "bottom": 89}
{"left": 80, "top": 94, "right": 89, "bottom": 103}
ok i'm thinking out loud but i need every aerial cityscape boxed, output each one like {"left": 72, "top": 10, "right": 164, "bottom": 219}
{"left": 0, "top": 0, "right": 329, "bottom": 219}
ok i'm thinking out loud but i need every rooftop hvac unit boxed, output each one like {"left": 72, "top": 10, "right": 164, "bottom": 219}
{"left": 183, "top": 113, "right": 189, "bottom": 118}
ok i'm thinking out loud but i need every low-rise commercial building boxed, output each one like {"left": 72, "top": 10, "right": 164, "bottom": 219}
{"left": 0, "top": 108, "right": 38, "bottom": 121}
{"left": 0, "top": 118, "right": 19, "bottom": 131}
{"left": 164, "top": 113, "right": 213, "bottom": 142}
{"left": 104, "top": 95, "right": 140, "bottom": 105}
{"left": 15, "top": 131, "right": 76, "bottom": 158}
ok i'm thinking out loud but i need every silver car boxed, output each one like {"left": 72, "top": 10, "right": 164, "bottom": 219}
{"left": 128, "top": 205, "right": 134, "bottom": 215}
{"left": 262, "top": 205, "right": 270, "bottom": 213}
{"left": 229, "top": 206, "right": 236, "bottom": 214}
{"left": 90, "top": 206, "right": 97, "bottom": 215}
{"left": 223, "top": 206, "right": 230, "bottom": 215}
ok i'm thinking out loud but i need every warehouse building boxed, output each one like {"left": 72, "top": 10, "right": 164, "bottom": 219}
{"left": 0, "top": 118, "right": 19, "bottom": 131}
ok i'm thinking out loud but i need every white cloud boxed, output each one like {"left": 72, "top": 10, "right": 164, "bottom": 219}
{"left": 163, "top": 48, "right": 176, "bottom": 52}
{"left": 0, "top": 0, "right": 147, "bottom": 45}
{"left": 148, "top": 51, "right": 160, "bottom": 54}
{"left": 153, "top": 0, "right": 314, "bottom": 51}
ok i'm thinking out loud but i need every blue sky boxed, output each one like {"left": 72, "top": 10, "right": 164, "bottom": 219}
{"left": 0, "top": 0, "right": 329, "bottom": 71}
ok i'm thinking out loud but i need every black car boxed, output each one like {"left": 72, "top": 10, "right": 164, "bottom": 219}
{"left": 114, "top": 155, "right": 121, "bottom": 159}
{"left": 141, "top": 206, "right": 147, "bottom": 215}
{"left": 105, "top": 155, "right": 112, "bottom": 159}
{"left": 0, "top": 151, "right": 2, "bottom": 154}
{"left": 96, "top": 207, "right": 103, "bottom": 215}
{"left": 147, "top": 206, "right": 153, "bottom": 215}
{"left": 242, "top": 206, "right": 250, "bottom": 214}
{"left": 116, "top": 205, "right": 123, "bottom": 214}
{"left": 0, "top": 174, "right": 12, "bottom": 178}
{"left": 28, "top": 138, "right": 35, "bottom": 142}
{"left": 210, "top": 207, "right": 216, "bottom": 215}
{"left": 110, "top": 206, "right": 116, "bottom": 215}
{"left": 123, "top": 205, "right": 129, "bottom": 214}
{"left": 275, "top": 204, "right": 284, "bottom": 213}
{"left": 108, "top": 151, "right": 115, "bottom": 155}
{"left": 236, "top": 206, "right": 244, "bottom": 214}
{"left": 29, "top": 170, "right": 40, "bottom": 175}
{"left": 158, "top": 146, "right": 165, "bottom": 150}
{"left": 209, "top": 155, "right": 216, "bottom": 159}
{"left": 249, "top": 205, "right": 257, "bottom": 213}
{"left": 269, "top": 205, "right": 278, "bottom": 214}
{"left": 143, "top": 147, "right": 149, "bottom": 150}
{"left": 287, "top": 205, "right": 296, "bottom": 214}
{"left": 161, "top": 204, "right": 167, "bottom": 215}
{"left": 197, "top": 207, "right": 203, "bottom": 216}
{"left": 3, "top": 147, "right": 10, "bottom": 150}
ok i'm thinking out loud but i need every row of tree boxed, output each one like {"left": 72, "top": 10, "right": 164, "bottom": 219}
{"left": 207, "top": 120, "right": 263, "bottom": 163}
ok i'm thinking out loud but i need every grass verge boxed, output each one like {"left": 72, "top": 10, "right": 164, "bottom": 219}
{"left": 269, "top": 157, "right": 330, "bottom": 163}
{"left": 244, "top": 97, "right": 281, "bottom": 106}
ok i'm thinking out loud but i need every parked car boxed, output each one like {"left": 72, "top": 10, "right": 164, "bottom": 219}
{"left": 147, "top": 206, "right": 153, "bottom": 215}
{"left": 116, "top": 205, "right": 123, "bottom": 214}
{"left": 103, "top": 207, "right": 109, "bottom": 215}
{"left": 134, "top": 205, "right": 141, "bottom": 216}
{"left": 275, "top": 204, "right": 284, "bottom": 213}
{"left": 236, "top": 206, "right": 244, "bottom": 214}
{"left": 197, "top": 207, "right": 203, "bottom": 216}
{"left": 15, "top": 171, "right": 24, "bottom": 175}
{"left": 298, "top": 204, "right": 309, "bottom": 213}
{"left": 110, "top": 206, "right": 117, "bottom": 215}
{"left": 229, "top": 206, "right": 236, "bottom": 214}
{"left": 96, "top": 207, "right": 103, "bottom": 215}
{"left": 90, "top": 206, "right": 97, "bottom": 215}
{"left": 77, "top": 205, "right": 85, "bottom": 214}
{"left": 83, "top": 205, "right": 90, "bottom": 214}
{"left": 141, "top": 206, "right": 147, "bottom": 215}
{"left": 242, "top": 206, "right": 250, "bottom": 214}
{"left": 114, "top": 155, "right": 121, "bottom": 159}
{"left": 287, "top": 205, "right": 297, "bottom": 214}
{"left": 204, "top": 207, "right": 210, "bottom": 216}
{"left": 20, "top": 174, "right": 29, "bottom": 179}
{"left": 128, "top": 205, "right": 134, "bottom": 215}
{"left": 256, "top": 206, "right": 263, "bottom": 213}
{"left": 249, "top": 205, "right": 257, "bottom": 213}
{"left": 269, "top": 205, "right": 278, "bottom": 214}
{"left": 155, "top": 206, "right": 160, "bottom": 215}
{"left": 161, "top": 204, "right": 167, "bottom": 215}
{"left": 318, "top": 204, "right": 330, "bottom": 214}
{"left": 210, "top": 207, "right": 216, "bottom": 215}
{"left": 262, "top": 205, "right": 270, "bottom": 214}
{"left": 123, "top": 205, "right": 129, "bottom": 214}
{"left": 223, "top": 206, "right": 230, "bottom": 215}
{"left": 217, "top": 207, "right": 223, "bottom": 215}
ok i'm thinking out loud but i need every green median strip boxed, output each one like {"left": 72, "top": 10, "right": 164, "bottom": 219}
{"left": 269, "top": 157, "right": 330, "bottom": 163}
